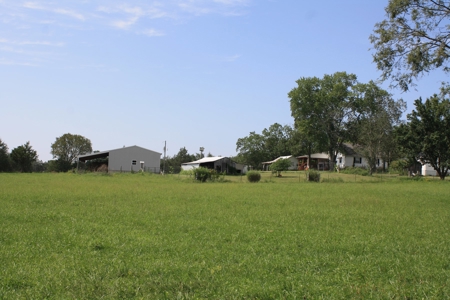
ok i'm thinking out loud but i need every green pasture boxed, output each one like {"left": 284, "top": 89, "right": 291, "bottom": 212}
{"left": 1, "top": 173, "right": 449, "bottom": 299}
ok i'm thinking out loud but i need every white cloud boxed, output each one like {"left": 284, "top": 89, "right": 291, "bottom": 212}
{"left": 98, "top": 4, "right": 167, "bottom": 29}
{"left": 177, "top": 0, "right": 250, "bottom": 16}
{"left": 22, "top": 2, "right": 85, "bottom": 21}
{"left": 53, "top": 8, "right": 85, "bottom": 21}
{"left": 0, "top": 38, "right": 64, "bottom": 47}
{"left": 140, "top": 28, "right": 165, "bottom": 37}
{"left": 112, "top": 16, "right": 140, "bottom": 29}
{"left": 224, "top": 54, "right": 241, "bottom": 62}
{"left": 0, "top": 57, "right": 38, "bottom": 66}
{"left": 213, "top": 0, "right": 249, "bottom": 5}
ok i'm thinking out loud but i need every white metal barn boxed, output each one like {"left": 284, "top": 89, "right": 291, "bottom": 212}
{"left": 78, "top": 145, "right": 161, "bottom": 173}
{"left": 181, "top": 156, "right": 236, "bottom": 173}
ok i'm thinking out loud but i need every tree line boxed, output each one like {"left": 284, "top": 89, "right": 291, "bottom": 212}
{"left": 0, "top": 133, "right": 93, "bottom": 173}
{"left": 236, "top": 71, "right": 450, "bottom": 179}
{"left": 235, "top": 73, "right": 406, "bottom": 175}
{"left": 236, "top": 0, "right": 450, "bottom": 179}
{"left": 0, "top": 135, "right": 212, "bottom": 174}
{"left": 160, "top": 147, "right": 215, "bottom": 174}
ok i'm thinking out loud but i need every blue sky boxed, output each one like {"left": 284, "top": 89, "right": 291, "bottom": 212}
{"left": 1, "top": 0, "right": 447, "bottom": 162}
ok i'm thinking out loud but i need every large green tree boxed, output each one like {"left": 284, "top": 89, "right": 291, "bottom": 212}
{"left": 397, "top": 94, "right": 450, "bottom": 179}
{"left": 236, "top": 123, "right": 296, "bottom": 169}
{"left": 370, "top": 0, "right": 450, "bottom": 91}
{"left": 262, "top": 123, "right": 294, "bottom": 159}
{"left": 10, "top": 141, "right": 38, "bottom": 173}
{"left": 236, "top": 131, "right": 267, "bottom": 169}
{"left": 161, "top": 147, "right": 197, "bottom": 173}
{"left": 353, "top": 81, "right": 406, "bottom": 174}
{"left": 289, "top": 72, "right": 360, "bottom": 170}
{"left": 51, "top": 133, "right": 92, "bottom": 167}
{"left": 0, "top": 139, "right": 12, "bottom": 172}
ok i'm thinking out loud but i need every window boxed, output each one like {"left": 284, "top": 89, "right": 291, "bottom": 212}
{"left": 339, "top": 157, "right": 342, "bottom": 163}
{"left": 132, "top": 160, "right": 136, "bottom": 165}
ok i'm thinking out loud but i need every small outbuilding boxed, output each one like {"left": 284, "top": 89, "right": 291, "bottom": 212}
{"left": 181, "top": 156, "right": 236, "bottom": 173}
{"left": 78, "top": 145, "right": 161, "bottom": 173}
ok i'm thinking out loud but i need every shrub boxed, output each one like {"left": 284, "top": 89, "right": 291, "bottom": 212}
{"left": 389, "top": 159, "right": 409, "bottom": 175}
{"left": 246, "top": 171, "right": 261, "bottom": 183}
{"left": 193, "top": 167, "right": 210, "bottom": 182}
{"left": 307, "top": 170, "right": 321, "bottom": 182}
{"left": 192, "top": 167, "right": 222, "bottom": 182}
{"left": 269, "top": 159, "right": 292, "bottom": 177}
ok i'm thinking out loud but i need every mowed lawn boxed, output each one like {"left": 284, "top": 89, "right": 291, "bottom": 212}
{"left": 1, "top": 173, "right": 449, "bottom": 299}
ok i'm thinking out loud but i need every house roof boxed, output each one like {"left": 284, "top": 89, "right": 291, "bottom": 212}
{"left": 297, "top": 153, "right": 329, "bottom": 159}
{"left": 78, "top": 145, "right": 161, "bottom": 162}
{"left": 262, "top": 155, "right": 294, "bottom": 165}
{"left": 341, "top": 143, "right": 358, "bottom": 156}
{"left": 181, "top": 156, "right": 229, "bottom": 165}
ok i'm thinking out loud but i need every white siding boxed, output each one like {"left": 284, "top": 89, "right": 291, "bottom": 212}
{"left": 422, "top": 164, "right": 437, "bottom": 176}
{"left": 181, "top": 163, "right": 200, "bottom": 171}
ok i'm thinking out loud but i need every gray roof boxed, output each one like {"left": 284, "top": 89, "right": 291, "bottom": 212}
{"left": 341, "top": 143, "right": 358, "bottom": 156}
{"left": 78, "top": 145, "right": 161, "bottom": 161}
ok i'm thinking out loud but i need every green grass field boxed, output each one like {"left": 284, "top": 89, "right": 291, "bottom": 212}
{"left": 1, "top": 172, "right": 449, "bottom": 299}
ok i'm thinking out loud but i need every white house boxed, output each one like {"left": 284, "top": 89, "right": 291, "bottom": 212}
{"left": 335, "top": 144, "right": 384, "bottom": 169}
{"left": 261, "top": 155, "right": 298, "bottom": 171}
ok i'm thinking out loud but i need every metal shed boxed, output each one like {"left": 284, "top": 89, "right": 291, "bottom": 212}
{"left": 181, "top": 156, "right": 236, "bottom": 173}
{"left": 78, "top": 145, "right": 161, "bottom": 173}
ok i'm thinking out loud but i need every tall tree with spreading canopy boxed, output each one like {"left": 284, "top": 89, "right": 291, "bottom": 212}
{"left": 51, "top": 133, "right": 92, "bottom": 167}
{"left": 396, "top": 94, "right": 450, "bottom": 179}
{"left": 261, "top": 123, "right": 294, "bottom": 159}
{"left": 289, "top": 72, "right": 360, "bottom": 171}
{"left": 370, "top": 0, "right": 450, "bottom": 91}
{"left": 236, "top": 131, "right": 267, "bottom": 169}
{"left": 236, "top": 123, "right": 296, "bottom": 169}
{"left": 352, "top": 81, "right": 406, "bottom": 174}
{"left": 10, "top": 141, "right": 38, "bottom": 173}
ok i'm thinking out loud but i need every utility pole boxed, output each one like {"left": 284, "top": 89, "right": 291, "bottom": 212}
{"left": 200, "top": 147, "right": 204, "bottom": 158}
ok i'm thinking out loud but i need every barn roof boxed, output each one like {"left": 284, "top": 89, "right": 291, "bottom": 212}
{"left": 262, "top": 155, "right": 294, "bottom": 165}
{"left": 181, "top": 156, "right": 229, "bottom": 165}
{"left": 78, "top": 145, "right": 161, "bottom": 162}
